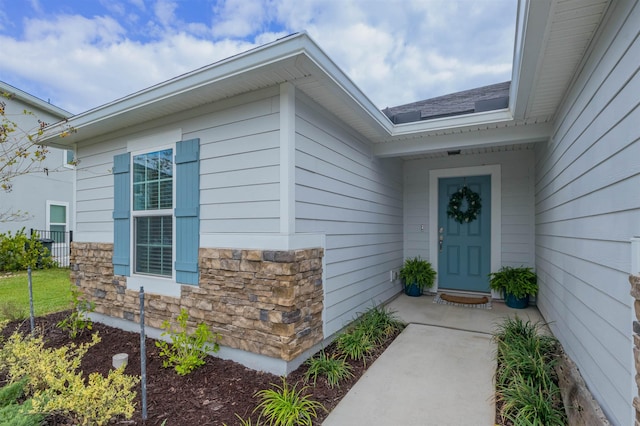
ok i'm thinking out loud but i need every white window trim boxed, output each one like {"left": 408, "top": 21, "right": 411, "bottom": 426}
{"left": 63, "top": 149, "right": 75, "bottom": 169}
{"left": 130, "top": 145, "right": 176, "bottom": 278}
{"left": 46, "top": 200, "right": 69, "bottom": 242}
{"left": 127, "top": 129, "right": 182, "bottom": 297}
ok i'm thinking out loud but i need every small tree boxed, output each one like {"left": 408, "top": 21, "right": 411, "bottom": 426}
{"left": 0, "top": 91, "right": 76, "bottom": 222}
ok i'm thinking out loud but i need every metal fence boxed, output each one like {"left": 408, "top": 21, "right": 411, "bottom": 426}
{"left": 30, "top": 229, "right": 73, "bottom": 268}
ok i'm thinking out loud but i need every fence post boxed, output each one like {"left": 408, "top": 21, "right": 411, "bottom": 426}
{"left": 28, "top": 266, "right": 35, "bottom": 334}
{"left": 139, "top": 287, "right": 147, "bottom": 421}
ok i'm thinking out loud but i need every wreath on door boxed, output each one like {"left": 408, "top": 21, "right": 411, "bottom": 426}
{"left": 447, "top": 186, "right": 482, "bottom": 224}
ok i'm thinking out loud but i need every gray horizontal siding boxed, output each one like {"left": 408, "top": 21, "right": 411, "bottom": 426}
{"left": 74, "top": 140, "right": 126, "bottom": 241}
{"left": 73, "top": 91, "right": 282, "bottom": 240}
{"left": 534, "top": 2, "right": 639, "bottom": 423}
{"left": 294, "top": 95, "right": 403, "bottom": 337}
{"left": 183, "top": 92, "right": 281, "bottom": 235}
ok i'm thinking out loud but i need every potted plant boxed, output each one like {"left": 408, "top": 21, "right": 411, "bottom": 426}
{"left": 488, "top": 266, "right": 537, "bottom": 309}
{"left": 399, "top": 256, "right": 436, "bottom": 297}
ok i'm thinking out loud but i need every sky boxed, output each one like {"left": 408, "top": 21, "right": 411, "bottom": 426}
{"left": 0, "top": 0, "right": 517, "bottom": 115}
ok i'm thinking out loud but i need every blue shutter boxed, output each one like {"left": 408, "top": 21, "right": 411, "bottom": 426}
{"left": 175, "top": 138, "right": 200, "bottom": 285}
{"left": 113, "top": 153, "right": 131, "bottom": 276}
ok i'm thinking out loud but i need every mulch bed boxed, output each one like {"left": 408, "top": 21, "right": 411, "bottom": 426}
{"left": 1, "top": 311, "right": 401, "bottom": 425}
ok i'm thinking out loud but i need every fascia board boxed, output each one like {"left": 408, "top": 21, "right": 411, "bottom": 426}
{"left": 374, "top": 120, "right": 552, "bottom": 158}
{"left": 388, "top": 109, "right": 514, "bottom": 138}
{"left": 509, "top": 0, "right": 553, "bottom": 120}
{"left": 39, "top": 34, "right": 315, "bottom": 143}
{"left": 40, "top": 33, "right": 394, "bottom": 145}
{"left": 294, "top": 39, "right": 395, "bottom": 136}
{"left": 0, "top": 80, "right": 71, "bottom": 118}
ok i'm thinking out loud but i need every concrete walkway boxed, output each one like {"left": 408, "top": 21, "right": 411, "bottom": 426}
{"left": 322, "top": 294, "right": 545, "bottom": 426}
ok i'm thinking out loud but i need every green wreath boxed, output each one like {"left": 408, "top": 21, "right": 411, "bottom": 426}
{"left": 447, "top": 186, "right": 482, "bottom": 224}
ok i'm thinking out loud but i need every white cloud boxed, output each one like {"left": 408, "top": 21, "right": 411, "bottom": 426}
{"left": 211, "top": 0, "right": 272, "bottom": 38}
{"left": 0, "top": 0, "right": 516, "bottom": 113}
{"left": 270, "top": 0, "right": 516, "bottom": 107}
{"left": 0, "top": 13, "right": 259, "bottom": 112}
{"left": 153, "top": 0, "right": 177, "bottom": 27}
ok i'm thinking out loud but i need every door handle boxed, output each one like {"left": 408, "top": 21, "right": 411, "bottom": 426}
{"left": 439, "top": 227, "right": 444, "bottom": 252}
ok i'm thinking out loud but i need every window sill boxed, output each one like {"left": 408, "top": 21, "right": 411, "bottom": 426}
{"left": 127, "top": 274, "right": 181, "bottom": 297}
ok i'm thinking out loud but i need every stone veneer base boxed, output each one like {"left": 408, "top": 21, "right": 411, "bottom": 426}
{"left": 70, "top": 242, "right": 325, "bottom": 371}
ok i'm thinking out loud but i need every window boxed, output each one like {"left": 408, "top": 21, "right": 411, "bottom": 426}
{"left": 64, "top": 150, "right": 75, "bottom": 168}
{"left": 132, "top": 148, "right": 173, "bottom": 277}
{"left": 113, "top": 137, "right": 199, "bottom": 289}
{"left": 46, "top": 201, "right": 68, "bottom": 243}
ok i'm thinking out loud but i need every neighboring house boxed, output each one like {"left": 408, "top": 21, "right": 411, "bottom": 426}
{"left": 40, "top": 0, "right": 638, "bottom": 423}
{"left": 0, "top": 81, "right": 74, "bottom": 264}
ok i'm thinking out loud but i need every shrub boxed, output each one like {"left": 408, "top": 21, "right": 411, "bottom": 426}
{"left": 0, "top": 398, "right": 44, "bottom": 426}
{"left": 0, "top": 378, "right": 45, "bottom": 426}
{"left": 57, "top": 287, "right": 95, "bottom": 338}
{"left": 355, "top": 305, "right": 404, "bottom": 344}
{"left": 0, "top": 331, "right": 139, "bottom": 425}
{"left": 156, "top": 308, "right": 221, "bottom": 375}
{"left": 254, "top": 378, "right": 325, "bottom": 426}
{"left": 336, "top": 305, "right": 405, "bottom": 362}
{"left": 336, "top": 328, "right": 374, "bottom": 363}
{"left": 0, "top": 301, "right": 28, "bottom": 322}
{"left": 493, "top": 317, "right": 566, "bottom": 425}
{"left": 0, "top": 228, "right": 56, "bottom": 272}
{"left": 304, "top": 350, "right": 353, "bottom": 388}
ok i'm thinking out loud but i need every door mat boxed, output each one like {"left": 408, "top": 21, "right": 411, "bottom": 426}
{"left": 434, "top": 293, "right": 492, "bottom": 309}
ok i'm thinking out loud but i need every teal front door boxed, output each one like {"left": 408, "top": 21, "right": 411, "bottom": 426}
{"left": 438, "top": 175, "right": 491, "bottom": 292}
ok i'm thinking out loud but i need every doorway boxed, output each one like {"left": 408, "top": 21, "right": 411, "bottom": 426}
{"left": 437, "top": 175, "right": 491, "bottom": 292}
{"left": 428, "top": 165, "right": 501, "bottom": 294}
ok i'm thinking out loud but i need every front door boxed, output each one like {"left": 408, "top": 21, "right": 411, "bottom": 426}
{"left": 437, "top": 175, "right": 491, "bottom": 292}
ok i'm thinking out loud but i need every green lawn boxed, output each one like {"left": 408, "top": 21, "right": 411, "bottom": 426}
{"left": 0, "top": 268, "right": 72, "bottom": 321}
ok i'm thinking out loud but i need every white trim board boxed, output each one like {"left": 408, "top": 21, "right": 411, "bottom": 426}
{"left": 428, "top": 165, "right": 502, "bottom": 297}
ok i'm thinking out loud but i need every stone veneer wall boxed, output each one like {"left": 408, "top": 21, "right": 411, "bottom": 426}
{"left": 630, "top": 274, "right": 640, "bottom": 424}
{"left": 70, "top": 242, "right": 324, "bottom": 362}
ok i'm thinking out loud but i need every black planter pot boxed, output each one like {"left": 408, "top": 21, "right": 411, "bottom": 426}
{"left": 404, "top": 283, "right": 422, "bottom": 297}
{"left": 504, "top": 292, "right": 530, "bottom": 309}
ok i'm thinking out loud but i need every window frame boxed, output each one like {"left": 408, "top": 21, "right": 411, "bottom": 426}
{"left": 130, "top": 145, "right": 176, "bottom": 280}
{"left": 46, "top": 200, "right": 69, "bottom": 244}
{"left": 63, "top": 149, "right": 75, "bottom": 169}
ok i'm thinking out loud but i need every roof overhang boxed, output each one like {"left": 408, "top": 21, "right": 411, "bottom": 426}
{"left": 0, "top": 80, "right": 70, "bottom": 119}
{"left": 41, "top": 0, "right": 611, "bottom": 156}
{"left": 40, "top": 33, "right": 393, "bottom": 147}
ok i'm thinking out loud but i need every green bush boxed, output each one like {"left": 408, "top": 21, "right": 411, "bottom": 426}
{"left": 0, "top": 398, "right": 44, "bottom": 426}
{"left": 0, "top": 331, "right": 139, "bottom": 425}
{"left": 304, "top": 350, "right": 353, "bottom": 388}
{"left": 0, "top": 301, "right": 28, "bottom": 322}
{"left": 0, "top": 228, "right": 55, "bottom": 272}
{"left": 57, "top": 287, "right": 95, "bottom": 338}
{"left": 0, "top": 378, "right": 44, "bottom": 426}
{"left": 254, "top": 378, "right": 325, "bottom": 426}
{"left": 336, "top": 305, "right": 405, "bottom": 363}
{"left": 156, "top": 308, "right": 221, "bottom": 375}
{"left": 336, "top": 328, "right": 374, "bottom": 363}
{"left": 493, "top": 317, "right": 566, "bottom": 425}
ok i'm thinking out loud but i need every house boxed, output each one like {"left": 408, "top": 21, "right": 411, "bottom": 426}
{"left": 0, "top": 81, "right": 74, "bottom": 264}
{"left": 40, "top": 0, "right": 638, "bottom": 423}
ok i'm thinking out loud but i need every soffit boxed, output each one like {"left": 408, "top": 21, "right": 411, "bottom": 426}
{"left": 525, "top": 0, "right": 611, "bottom": 118}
